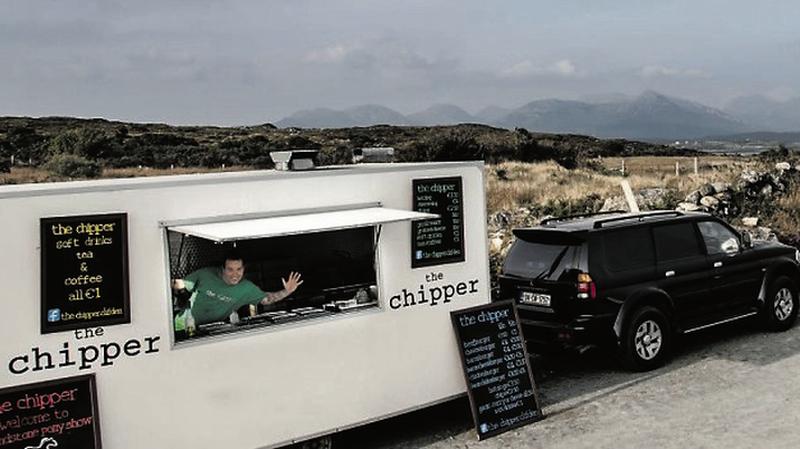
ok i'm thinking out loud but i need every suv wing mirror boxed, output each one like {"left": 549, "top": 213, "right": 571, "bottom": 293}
{"left": 722, "top": 237, "right": 740, "bottom": 254}
{"left": 741, "top": 231, "right": 753, "bottom": 249}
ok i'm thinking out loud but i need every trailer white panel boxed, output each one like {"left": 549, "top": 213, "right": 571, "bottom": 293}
{"left": 0, "top": 162, "right": 489, "bottom": 448}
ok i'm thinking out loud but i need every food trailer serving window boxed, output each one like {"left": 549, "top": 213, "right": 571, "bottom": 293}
{"left": 166, "top": 206, "right": 436, "bottom": 343}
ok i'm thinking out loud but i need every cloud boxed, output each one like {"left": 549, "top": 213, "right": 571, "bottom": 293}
{"left": 552, "top": 59, "right": 576, "bottom": 75}
{"left": 301, "top": 39, "right": 459, "bottom": 80}
{"left": 765, "top": 86, "right": 797, "bottom": 101}
{"left": 303, "top": 44, "right": 352, "bottom": 63}
{"left": 639, "top": 65, "right": 711, "bottom": 79}
{"left": 501, "top": 59, "right": 577, "bottom": 78}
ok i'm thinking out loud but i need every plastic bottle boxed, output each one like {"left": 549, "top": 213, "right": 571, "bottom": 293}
{"left": 186, "top": 307, "right": 196, "bottom": 337}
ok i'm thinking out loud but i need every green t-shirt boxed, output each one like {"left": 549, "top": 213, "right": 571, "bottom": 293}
{"left": 184, "top": 267, "right": 265, "bottom": 325}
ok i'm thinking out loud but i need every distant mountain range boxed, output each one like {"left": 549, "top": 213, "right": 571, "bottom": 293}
{"left": 723, "top": 95, "right": 800, "bottom": 132}
{"left": 277, "top": 91, "right": 800, "bottom": 141}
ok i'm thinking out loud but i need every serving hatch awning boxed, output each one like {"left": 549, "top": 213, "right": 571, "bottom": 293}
{"left": 169, "top": 207, "right": 438, "bottom": 242}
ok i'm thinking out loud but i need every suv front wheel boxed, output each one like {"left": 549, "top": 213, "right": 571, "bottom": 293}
{"left": 619, "top": 306, "right": 671, "bottom": 371}
{"left": 762, "top": 276, "right": 799, "bottom": 331}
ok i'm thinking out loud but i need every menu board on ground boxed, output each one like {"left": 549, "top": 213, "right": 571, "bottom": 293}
{"left": 412, "top": 176, "right": 465, "bottom": 268}
{"left": 451, "top": 301, "right": 543, "bottom": 440}
{"left": 40, "top": 213, "right": 130, "bottom": 334}
{"left": 0, "top": 374, "right": 102, "bottom": 449}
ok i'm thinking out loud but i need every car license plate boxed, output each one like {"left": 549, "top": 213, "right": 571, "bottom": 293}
{"left": 520, "top": 291, "right": 551, "bottom": 307}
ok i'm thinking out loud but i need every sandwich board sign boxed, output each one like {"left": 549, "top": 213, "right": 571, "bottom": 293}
{"left": 451, "top": 301, "right": 543, "bottom": 439}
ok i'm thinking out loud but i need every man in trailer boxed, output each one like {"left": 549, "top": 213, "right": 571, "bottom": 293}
{"left": 172, "top": 251, "right": 303, "bottom": 326}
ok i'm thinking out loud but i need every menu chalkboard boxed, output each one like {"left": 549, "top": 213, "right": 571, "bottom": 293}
{"left": 412, "top": 177, "right": 465, "bottom": 268}
{"left": 40, "top": 213, "right": 130, "bottom": 334}
{"left": 0, "top": 374, "right": 102, "bottom": 449}
{"left": 451, "top": 301, "right": 543, "bottom": 440}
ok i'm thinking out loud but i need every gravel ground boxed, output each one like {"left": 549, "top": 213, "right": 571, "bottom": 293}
{"left": 333, "top": 318, "right": 800, "bottom": 449}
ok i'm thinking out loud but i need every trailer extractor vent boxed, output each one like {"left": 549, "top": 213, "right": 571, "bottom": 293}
{"left": 353, "top": 147, "right": 395, "bottom": 164}
{"left": 269, "top": 149, "right": 320, "bottom": 171}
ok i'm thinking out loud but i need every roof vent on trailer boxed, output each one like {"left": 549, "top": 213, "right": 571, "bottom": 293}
{"left": 269, "top": 149, "right": 320, "bottom": 171}
{"left": 352, "top": 147, "right": 395, "bottom": 164}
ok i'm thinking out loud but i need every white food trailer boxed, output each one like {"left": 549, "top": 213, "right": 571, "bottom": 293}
{"left": 0, "top": 160, "right": 489, "bottom": 448}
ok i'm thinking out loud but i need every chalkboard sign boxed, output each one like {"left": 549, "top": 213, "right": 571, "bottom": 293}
{"left": 40, "top": 213, "right": 130, "bottom": 334}
{"left": 451, "top": 301, "right": 543, "bottom": 440}
{"left": 411, "top": 177, "right": 465, "bottom": 268}
{"left": 0, "top": 374, "right": 102, "bottom": 449}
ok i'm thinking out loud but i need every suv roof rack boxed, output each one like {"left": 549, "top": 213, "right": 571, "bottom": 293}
{"left": 592, "top": 210, "right": 684, "bottom": 229}
{"left": 541, "top": 210, "right": 626, "bottom": 226}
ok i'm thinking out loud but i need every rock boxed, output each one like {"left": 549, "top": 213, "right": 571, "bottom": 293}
{"left": 601, "top": 197, "right": 628, "bottom": 212}
{"left": 700, "top": 196, "right": 720, "bottom": 209}
{"left": 496, "top": 168, "right": 509, "bottom": 180}
{"left": 740, "top": 170, "right": 759, "bottom": 184}
{"left": 711, "top": 182, "right": 731, "bottom": 193}
{"left": 713, "top": 191, "right": 732, "bottom": 202}
{"left": 684, "top": 190, "right": 701, "bottom": 204}
{"left": 539, "top": 215, "right": 555, "bottom": 225}
{"left": 742, "top": 217, "right": 759, "bottom": 227}
{"left": 492, "top": 211, "right": 511, "bottom": 227}
{"left": 699, "top": 183, "right": 716, "bottom": 196}
{"left": 676, "top": 202, "right": 704, "bottom": 212}
{"left": 601, "top": 188, "right": 675, "bottom": 212}
{"left": 751, "top": 226, "right": 778, "bottom": 242}
{"left": 639, "top": 188, "right": 669, "bottom": 204}
{"left": 490, "top": 236, "right": 505, "bottom": 253}
{"left": 760, "top": 184, "right": 773, "bottom": 196}
{"left": 775, "top": 162, "right": 791, "bottom": 171}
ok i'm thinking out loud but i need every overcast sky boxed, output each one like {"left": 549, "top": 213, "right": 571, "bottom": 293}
{"left": 1, "top": 0, "right": 798, "bottom": 125}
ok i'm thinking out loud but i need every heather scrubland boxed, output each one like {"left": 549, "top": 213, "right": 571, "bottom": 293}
{"left": 0, "top": 117, "right": 693, "bottom": 182}
{"left": 2, "top": 117, "right": 798, "bottom": 254}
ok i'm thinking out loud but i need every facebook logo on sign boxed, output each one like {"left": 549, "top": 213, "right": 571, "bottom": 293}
{"left": 47, "top": 308, "right": 61, "bottom": 322}
{"left": 416, "top": 250, "right": 423, "bottom": 260}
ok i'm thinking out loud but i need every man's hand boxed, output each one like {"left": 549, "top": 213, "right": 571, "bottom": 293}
{"left": 282, "top": 272, "right": 304, "bottom": 294}
{"left": 261, "top": 272, "right": 304, "bottom": 305}
{"left": 172, "top": 279, "right": 186, "bottom": 290}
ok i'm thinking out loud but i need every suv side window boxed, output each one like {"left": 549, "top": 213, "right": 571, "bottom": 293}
{"left": 653, "top": 222, "right": 703, "bottom": 261}
{"left": 697, "top": 221, "right": 740, "bottom": 255}
{"left": 603, "top": 227, "right": 655, "bottom": 272}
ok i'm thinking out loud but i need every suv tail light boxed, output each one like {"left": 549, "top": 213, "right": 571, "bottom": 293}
{"left": 577, "top": 272, "right": 596, "bottom": 300}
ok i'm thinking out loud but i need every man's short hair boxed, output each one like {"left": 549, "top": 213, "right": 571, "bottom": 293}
{"left": 223, "top": 249, "right": 244, "bottom": 266}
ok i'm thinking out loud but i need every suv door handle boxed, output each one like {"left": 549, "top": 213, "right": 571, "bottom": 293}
{"left": 665, "top": 271, "right": 675, "bottom": 277}
{"left": 713, "top": 262, "right": 723, "bottom": 268}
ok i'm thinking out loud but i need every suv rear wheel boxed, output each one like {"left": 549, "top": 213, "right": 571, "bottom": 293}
{"left": 762, "top": 276, "right": 799, "bottom": 331}
{"left": 619, "top": 306, "right": 671, "bottom": 371}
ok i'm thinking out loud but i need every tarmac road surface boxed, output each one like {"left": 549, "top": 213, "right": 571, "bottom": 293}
{"left": 333, "top": 317, "right": 800, "bottom": 448}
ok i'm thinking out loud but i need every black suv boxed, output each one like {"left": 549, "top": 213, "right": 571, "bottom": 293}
{"left": 499, "top": 210, "right": 800, "bottom": 371}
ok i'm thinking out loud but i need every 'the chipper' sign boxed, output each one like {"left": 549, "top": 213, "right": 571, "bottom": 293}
{"left": 0, "top": 374, "right": 101, "bottom": 448}
{"left": 451, "top": 301, "right": 543, "bottom": 440}
{"left": 40, "top": 213, "right": 130, "bottom": 334}
{"left": 412, "top": 177, "right": 465, "bottom": 268}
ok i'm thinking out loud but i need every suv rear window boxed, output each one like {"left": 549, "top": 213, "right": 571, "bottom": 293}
{"left": 653, "top": 222, "right": 702, "bottom": 261}
{"left": 503, "top": 240, "right": 581, "bottom": 281}
{"left": 603, "top": 227, "right": 655, "bottom": 272}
